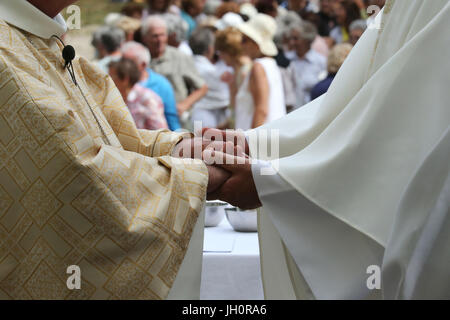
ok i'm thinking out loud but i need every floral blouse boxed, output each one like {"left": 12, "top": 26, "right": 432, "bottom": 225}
{"left": 127, "top": 84, "right": 169, "bottom": 130}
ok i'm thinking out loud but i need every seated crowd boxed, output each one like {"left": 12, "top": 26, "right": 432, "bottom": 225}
{"left": 91, "top": 0, "right": 385, "bottom": 131}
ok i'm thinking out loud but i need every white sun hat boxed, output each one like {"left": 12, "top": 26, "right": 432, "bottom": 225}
{"left": 214, "top": 12, "right": 244, "bottom": 30}
{"left": 237, "top": 13, "right": 278, "bottom": 57}
{"left": 240, "top": 3, "right": 258, "bottom": 19}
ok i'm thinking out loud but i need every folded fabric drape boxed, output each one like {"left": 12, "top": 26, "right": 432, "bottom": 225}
{"left": 251, "top": 0, "right": 450, "bottom": 299}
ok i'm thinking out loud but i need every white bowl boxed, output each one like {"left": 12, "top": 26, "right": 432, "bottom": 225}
{"left": 204, "top": 201, "right": 227, "bottom": 227}
{"left": 225, "top": 208, "right": 258, "bottom": 232}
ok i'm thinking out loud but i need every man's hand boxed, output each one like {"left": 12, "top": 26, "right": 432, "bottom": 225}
{"left": 171, "top": 133, "right": 250, "bottom": 201}
{"left": 177, "top": 84, "right": 208, "bottom": 115}
{"left": 204, "top": 150, "right": 262, "bottom": 210}
{"left": 207, "top": 165, "right": 231, "bottom": 194}
{"left": 201, "top": 128, "right": 250, "bottom": 156}
{"left": 176, "top": 101, "right": 190, "bottom": 115}
{"left": 172, "top": 137, "right": 246, "bottom": 160}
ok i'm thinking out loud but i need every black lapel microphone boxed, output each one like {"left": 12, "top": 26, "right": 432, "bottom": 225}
{"left": 62, "top": 44, "right": 76, "bottom": 68}
{"left": 52, "top": 35, "right": 77, "bottom": 86}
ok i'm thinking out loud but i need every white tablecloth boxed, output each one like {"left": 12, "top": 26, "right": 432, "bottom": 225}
{"left": 200, "top": 218, "right": 264, "bottom": 300}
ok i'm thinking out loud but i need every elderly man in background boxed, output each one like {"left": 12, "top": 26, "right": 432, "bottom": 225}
{"left": 142, "top": 15, "right": 208, "bottom": 116}
{"left": 92, "top": 26, "right": 125, "bottom": 73}
{"left": 0, "top": 0, "right": 229, "bottom": 299}
{"left": 288, "top": 20, "right": 326, "bottom": 108}
{"left": 348, "top": 19, "right": 367, "bottom": 45}
{"left": 121, "top": 41, "right": 181, "bottom": 131}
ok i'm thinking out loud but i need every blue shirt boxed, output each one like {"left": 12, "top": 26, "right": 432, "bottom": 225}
{"left": 141, "top": 69, "right": 181, "bottom": 131}
{"left": 180, "top": 11, "right": 196, "bottom": 39}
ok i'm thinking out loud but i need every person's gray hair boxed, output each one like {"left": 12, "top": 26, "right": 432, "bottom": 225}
{"left": 121, "top": 41, "right": 151, "bottom": 67}
{"left": 141, "top": 15, "right": 167, "bottom": 36}
{"left": 349, "top": 19, "right": 368, "bottom": 32}
{"left": 92, "top": 26, "right": 125, "bottom": 54}
{"left": 275, "top": 11, "right": 302, "bottom": 47}
{"left": 189, "top": 28, "right": 215, "bottom": 56}
{"left": 163, "top": 13, "right": 189, "bottom": 43}
{"left": 289, "top": 21, "right": 318, "bottom": 44}
{"left": 276, "top": 10, "right": 302, "bottom": 30}
{"left": 273, "top": 26, "right": 285, "bottom": 48}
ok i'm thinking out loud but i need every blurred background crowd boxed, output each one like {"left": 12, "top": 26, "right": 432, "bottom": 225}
{"left": 84, "top": 0, "right": 386, "bottom": 132}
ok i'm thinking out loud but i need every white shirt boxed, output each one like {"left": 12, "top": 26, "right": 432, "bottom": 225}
{"left": 178, "top": 41, "right": 193, "bottom": 56}
{"left": 193, "top": 55, "right": 230, "bottom": 110}
{"left": 290, "top": 49, "right": 327, "bottom": 108}
{"left": 235, "top": 57, "right": 286, "bottom": 130}
{"left": 97, "top": 55, "right": 120, "bottom": 74}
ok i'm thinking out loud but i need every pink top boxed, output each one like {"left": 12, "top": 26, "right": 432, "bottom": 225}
{"left": 127, "top": 84, "right": 168, "bottom": 130}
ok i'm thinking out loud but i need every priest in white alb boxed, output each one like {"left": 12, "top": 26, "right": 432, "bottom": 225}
{"left": 205, "top": 0, "right": 449, "bottom": 299}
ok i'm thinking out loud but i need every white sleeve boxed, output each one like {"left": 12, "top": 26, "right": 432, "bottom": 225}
{"left": 251, "top": 159, "right": 295, "bottom": 197}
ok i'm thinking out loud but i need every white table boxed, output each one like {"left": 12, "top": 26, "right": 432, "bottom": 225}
{"left": 200, "top": 218, "right": 264, "bottom": 300}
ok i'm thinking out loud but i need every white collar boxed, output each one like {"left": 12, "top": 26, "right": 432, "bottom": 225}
{"left": 0, "top": 0, "right": 67, "bottom": 39}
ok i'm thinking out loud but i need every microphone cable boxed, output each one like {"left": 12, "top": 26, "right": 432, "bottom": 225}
{"left": 52, "top": 35, "right": 111, "bottom": 146}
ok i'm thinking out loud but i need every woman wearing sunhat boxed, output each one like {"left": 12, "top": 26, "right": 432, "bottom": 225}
{"left": 235, "top": 13, "right": 286, "bottom": 130}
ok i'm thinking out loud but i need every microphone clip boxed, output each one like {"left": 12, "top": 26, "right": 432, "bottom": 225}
{"left": 52, "top": 35, "right": 77, "bottom": 86}
{"left": 62, "top": 45, "right": 76, "bottom": 69}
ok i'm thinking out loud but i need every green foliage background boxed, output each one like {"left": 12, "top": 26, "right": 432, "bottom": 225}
{"left": 72, "top": 0, "right": 125, "bottom": 26}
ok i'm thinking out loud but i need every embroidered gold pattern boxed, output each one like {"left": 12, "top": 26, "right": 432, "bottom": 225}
{"left": 0, "top": 20, "right": 208, "bottom": 300}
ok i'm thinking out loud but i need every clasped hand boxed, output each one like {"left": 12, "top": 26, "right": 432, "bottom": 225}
{"left": 172, "top": 128, "right": 262, "bottom": 210}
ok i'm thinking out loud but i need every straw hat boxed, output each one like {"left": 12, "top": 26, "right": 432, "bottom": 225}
{"left": 115, "top": 16, "right": 141, "bottom": 33}
{"left": 104, "top": 13, "right": 122, "bottom": 27}
{"left": 237, "top": 13, "right": 278, "bottom": 57}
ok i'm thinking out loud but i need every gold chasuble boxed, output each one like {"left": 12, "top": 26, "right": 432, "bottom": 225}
{"left": 0, "top": 5, "right": 207, "bottom": 299}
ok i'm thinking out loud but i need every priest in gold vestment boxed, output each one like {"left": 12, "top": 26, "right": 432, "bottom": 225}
{"left": 0, "top": 0, "right": 227, "bottom": 299}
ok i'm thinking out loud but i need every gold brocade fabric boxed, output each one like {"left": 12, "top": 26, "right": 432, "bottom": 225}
{"left": 0, "top": 20, "right": 208, "bottom": 300}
